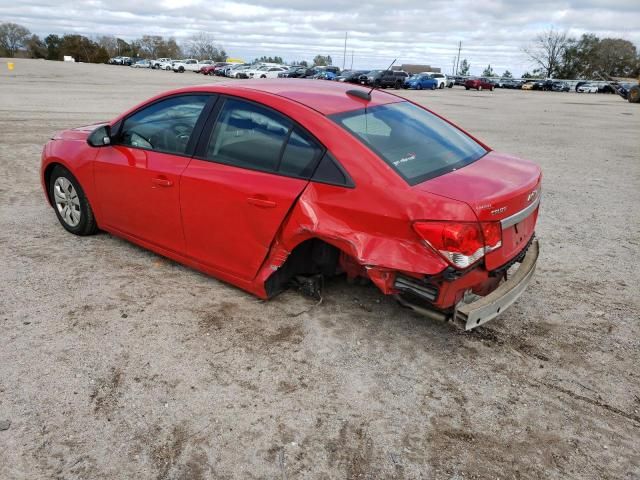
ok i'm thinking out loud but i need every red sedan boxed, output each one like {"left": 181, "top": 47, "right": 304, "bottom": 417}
{"left": 465, "top": 77, "right": 495, "bottom": 91}
{"left": 41, "top": 80, "right": 540, "bottom": 330}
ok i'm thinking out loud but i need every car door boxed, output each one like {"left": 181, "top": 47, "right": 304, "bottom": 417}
{"left": 94, "top": 94, "right": 214, "bottom": 254}
{"left": 180, "top": 97, "right": 324, "bottom": 281}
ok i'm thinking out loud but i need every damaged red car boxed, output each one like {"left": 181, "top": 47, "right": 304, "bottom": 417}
{"left": 41, "top": 80, "right": 540, "bottom": 329}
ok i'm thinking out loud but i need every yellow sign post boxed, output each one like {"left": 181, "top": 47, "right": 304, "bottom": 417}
{"left": 7, "top": 62, "right": 14, "bottom": 71}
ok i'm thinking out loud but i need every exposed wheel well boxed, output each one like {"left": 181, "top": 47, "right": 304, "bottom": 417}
{"left": 43, "top": 162, "right": 63, "bottom": 206}
{"left": 264, "top": 239, "right": 341, "bottom": 298}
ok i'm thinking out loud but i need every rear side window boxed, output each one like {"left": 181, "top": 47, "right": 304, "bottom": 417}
{"left": 206, "top": 98, "right": 292, "bottom": 172}
{"left": 279, "top": 129, "right": 322, "bottom": 177}
{"left": 330, "top": 102, "right": 487, "bottom": 185}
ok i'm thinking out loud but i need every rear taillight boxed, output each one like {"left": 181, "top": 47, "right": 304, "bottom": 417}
{"left": 413, "top": 221, "right": 502, "bottom": 269}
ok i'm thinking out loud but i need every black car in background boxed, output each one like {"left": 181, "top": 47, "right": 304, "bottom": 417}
{"left": 360, "top": 70, "right": 408, "bottom": 88}
{"left": 335, "top": 70, "right": 368, "bottom": 83}
{"left": 502, "top": 79, "right": 523, "bottom": 89}
{"left": 551, "top": 81, "right": 570, "bottom": 92}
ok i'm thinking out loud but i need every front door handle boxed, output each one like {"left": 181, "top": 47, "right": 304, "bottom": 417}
{"left": 152, "top": 176, "right": 173, "bottom": 188}
{"left": 247, "top": 197, "right": 277, "bottom": 208}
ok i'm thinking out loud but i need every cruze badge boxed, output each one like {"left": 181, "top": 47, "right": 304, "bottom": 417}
{"left": 491, "top": 206, "right": 507, "bottom": 215}
{"left": 527, "top": 189, "right": 539, "bottom": 202}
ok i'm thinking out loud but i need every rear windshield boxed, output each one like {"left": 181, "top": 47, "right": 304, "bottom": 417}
{"left": 330, "top": 102, "right": 487, "bottom": 185}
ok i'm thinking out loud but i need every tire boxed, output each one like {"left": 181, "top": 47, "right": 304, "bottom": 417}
{"left": 416, "top": 84, "right": 422, "bottom": 90}
{"left": 478, "top": 86, "right": 482, "bottom": 91}
{"left": 48, "top": 165, "right": 98, "bottom": 236}
{"left": 628, "top": 85, "right": 640, "bottom": 103}
{"left": 439, "top": 83, "right": 444, "bottom": 89}
{"left": 431, "top": 84, "right": 436, "bottom": 90}
{"left": 179, "top": 66, "right": 184, "bottom": 73}
{"left": 465, "top": 86, "right": 469, "bottom": 90}
{"left": 261, "top": 75, "right": 266, "bottom": 78}
{"left": 490, "top": 86, "right": 494, "bottom": 91}
{"left": 394, "top": 82, "right": 400, "bottom": 90}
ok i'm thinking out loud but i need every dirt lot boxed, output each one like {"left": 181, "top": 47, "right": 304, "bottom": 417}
{"left": 0, "top": 58, "right": 639, "bottom": 479}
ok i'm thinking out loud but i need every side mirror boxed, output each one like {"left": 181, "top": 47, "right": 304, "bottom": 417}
{"left": 87, "top": 125, "right": 112, "bottom": 147}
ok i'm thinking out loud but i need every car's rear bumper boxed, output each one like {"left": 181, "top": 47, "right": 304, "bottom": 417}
{"left": 395, "top": 239, "right": 539, "bottom": 330}
{"left": 454, "top": 239, "right": 539, "bottom": 330}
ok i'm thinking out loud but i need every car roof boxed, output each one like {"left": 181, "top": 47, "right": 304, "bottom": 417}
{"left": 186, "top": 79, "right": 405, "bottom": 115}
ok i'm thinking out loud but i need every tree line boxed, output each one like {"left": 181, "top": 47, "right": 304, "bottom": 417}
{"left": 0, "top": 21, "right": 338, "bottom": 68}
{"left": 0, "top": 22, "right": 226, "bottom": 63}
{"left": 524, "top": 29, "right": 639, "bottom": 79}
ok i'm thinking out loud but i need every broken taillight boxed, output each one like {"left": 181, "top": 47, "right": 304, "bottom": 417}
{"left": 413, "top": 221, "right": 502, "bottom": 269}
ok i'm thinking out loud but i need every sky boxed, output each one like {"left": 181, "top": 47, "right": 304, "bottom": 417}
{"left": 1, "top": 0, "right": 639, "bottom": 76}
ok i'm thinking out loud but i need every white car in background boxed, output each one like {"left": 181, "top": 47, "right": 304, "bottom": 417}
{"left": 577, "top": 83, "right": 598, "bottom": 93}
{"left": 421, "top": 72, "right": 449, "bottom": 89}
{"left": 172, "top": 59, "right": 201, "bottom": 73}
{"left": 227, "top": 64, "right": 253, "bottom": 78}
{"left": 247, "top": 66, "right": 288, "bottom": 79}
{"left": 151, "top": 58, "right": 172, "bottom": 69}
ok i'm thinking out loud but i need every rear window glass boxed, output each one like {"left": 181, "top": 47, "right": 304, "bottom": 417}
{"left": 330, "top": 102, "right": 487, "bottom": 184}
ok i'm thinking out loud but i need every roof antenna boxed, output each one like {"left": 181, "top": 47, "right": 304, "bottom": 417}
{"left": 347, "top": 58, "right": 397, "bottom": 102}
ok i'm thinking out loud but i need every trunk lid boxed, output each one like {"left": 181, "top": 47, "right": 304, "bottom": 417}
{"left": 414, "top": 151, "right": 541, "bottom": 269}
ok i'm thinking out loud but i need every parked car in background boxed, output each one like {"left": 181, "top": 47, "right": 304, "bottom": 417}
{"left": 577, "top": 83, "right": 599, "bottom": 93}
{"left": 551, "top": 81, "right": 570, "bottom": 92}
{"left": 250, "top": 66, "right": 289, "bottom": 79}
{"left": 451, "top": 76, "right": 467, "bottom": 86}
{"left": 172, "top": 59, "right": 201, "bottom": 73}
{"left": 422, "top": 72, "right": 449, "bottom": 89}
{"left": 200, "top": 62, "right": 229, "bottom": 75}
{"left": 502, "top": 79, "right": 523, "bottom": 89}
{"left": 597, "top": 84, "right": 616, "bottom": 94}
{"left": 464, "top": 77, "right": 494, "bottom": 91}
{"left": 131, "top": 59, "right": 151, "bottom": 69}
{"left": 361, "top": 70, "right": 408, "bottom": 89}
{"left": 335, "top": 70, "right": 368, "bottom": 83}
{"left": 277, "top": 66, "right": 304, "bottom": 78}
{"left": 521, "top": 81, "right": 535, "bottom": 90}
{"left": 41, "top": 80, "right": 541, "bottom": 331}
{"left": 404, "top": 74, "right": 438, "bottom": 90}
{"left": 151, "top": 58, "right": 172, "bottom": 69}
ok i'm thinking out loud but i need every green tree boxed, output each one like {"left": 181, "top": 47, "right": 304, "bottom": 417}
{"left": 458, "top": 58, "right": 470, "bottom": 76}
{"left": 482, "top": 64, "right": 495, "bottom": 77}
{"left": 522, "top": 71, "right": 533, "bottom": 79}
{"left": 313, "top": 55, "right": 332, "bottom": 66}
{"left": 26, "top": 34, "right": 47, "bottom": 58}
{"left": 0, "top": 22, "right": 31, "bottom": 57}
{"left": 60, "top": 35, "right": 109, "bottom": 63}
{"left": 503, "top": 70, "right": 513, "bottom": 78}
{"left": 44, "top": 34, "right": 62, "bottom": 60}
{"left": 254, "top": 56, "right": 284, "bottom": 64}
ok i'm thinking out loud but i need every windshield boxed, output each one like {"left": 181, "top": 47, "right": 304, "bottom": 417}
{"left": 330, "top": 102, "right": 487, "bottom": 185}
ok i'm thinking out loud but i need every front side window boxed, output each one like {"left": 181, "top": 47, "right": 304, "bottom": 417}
{"left": 330, "top": 102, "right": 487, "bottom": 185}
{"left": 205, "top": 98, "right": 292, "bottom": 172}
{"left": 119, "top": 95, "right": 209, "bottom": 155}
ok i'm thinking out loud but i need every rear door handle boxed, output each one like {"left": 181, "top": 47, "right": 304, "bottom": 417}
{"left": 152, "top": 176, "right": 173, "bottom": 187}
{"left": 247, "top": 197, "right": 277, "bottom": 208}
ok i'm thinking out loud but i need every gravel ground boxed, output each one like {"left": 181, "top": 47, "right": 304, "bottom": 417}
{"left": 1, "top": 58, "right": 639, "bottom": 479}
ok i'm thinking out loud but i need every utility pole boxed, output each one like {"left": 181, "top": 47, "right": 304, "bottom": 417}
{"left": 455, "top": 41, "right": 462, "bottom": 75}
{"left": 350, "top": 50, "right": 354, "bottom": 70}
{"left": 342, "top": 32, "right": 348, "bottom": 70}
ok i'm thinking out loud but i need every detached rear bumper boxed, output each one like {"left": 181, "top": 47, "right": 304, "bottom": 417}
{"left": 455, "top": 239, "right": 539, "bottom": 330}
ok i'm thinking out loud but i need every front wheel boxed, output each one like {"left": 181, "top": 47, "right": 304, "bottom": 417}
{"left": 478, "top": 86, "right": 482, "bottom": 91}
{"left": 465, "top": 86, "right": 469, "bottom": 90}
{"left": 439, "top": 83, "right": 444, "bottom": 89}
{"left": 628, "top": 85, "right": 640, "bottom": 103}
{"left": 49, "top": 166, "right": 98, "bottom": 236}
{"left": 416, "top": 84, "right": 422, "bottom": 90}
